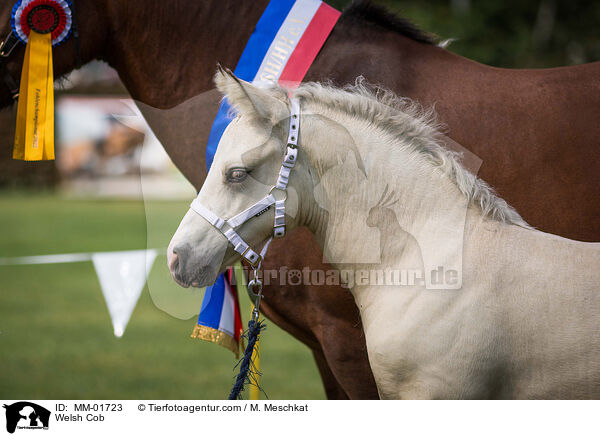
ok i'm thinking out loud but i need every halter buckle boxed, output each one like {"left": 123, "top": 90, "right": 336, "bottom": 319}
{"left": 241, "top": 247, "right": 261, "bottom": 267}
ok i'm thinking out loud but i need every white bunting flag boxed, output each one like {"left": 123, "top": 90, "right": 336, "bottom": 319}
{"left": 91, "top": 249, "right": 157, "bottom": 337}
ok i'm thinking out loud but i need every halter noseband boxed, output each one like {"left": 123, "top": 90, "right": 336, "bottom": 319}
{"left": 189, "top": 97, "right": 301, "bottom": 267}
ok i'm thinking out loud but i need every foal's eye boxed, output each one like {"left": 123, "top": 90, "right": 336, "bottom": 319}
{"left": 226, "top": 167, "right": 249, "bottom": 183}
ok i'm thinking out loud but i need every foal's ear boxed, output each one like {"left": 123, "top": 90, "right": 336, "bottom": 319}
{"left": 214, "top": 66, "right": 288, "bottom": 124}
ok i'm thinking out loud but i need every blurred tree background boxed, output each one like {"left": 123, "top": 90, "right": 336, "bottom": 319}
{"left": 332, "top": 0, "right": 600, "bottom": 68}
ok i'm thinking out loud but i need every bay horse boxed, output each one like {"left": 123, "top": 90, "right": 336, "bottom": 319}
{"left": 170, "top": 70, "right": 600, "bottom": 399}
{"left": 1, "top": 0, "right": 599, "bottom": 399}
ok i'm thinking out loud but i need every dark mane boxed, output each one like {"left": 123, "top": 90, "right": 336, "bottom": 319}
{"left": 341, "top": 0, "right": 436, "bottom": 45}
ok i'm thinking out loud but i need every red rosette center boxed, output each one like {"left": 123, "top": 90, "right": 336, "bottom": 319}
{"left": 27, "top": 5, "right": 59, "bottom": 34}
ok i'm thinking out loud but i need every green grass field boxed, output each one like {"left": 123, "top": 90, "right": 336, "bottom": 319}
{"left": 0, "top": 192, "right": 325, "bottom": 399}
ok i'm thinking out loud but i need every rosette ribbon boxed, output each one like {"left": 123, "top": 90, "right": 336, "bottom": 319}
{"left": 11, "top": 0, "right": 73, "bottom": 160}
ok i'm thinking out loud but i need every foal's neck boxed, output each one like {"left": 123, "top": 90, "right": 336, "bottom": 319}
{"left": 300, "top": 115, "right": 478, "bottom": 290}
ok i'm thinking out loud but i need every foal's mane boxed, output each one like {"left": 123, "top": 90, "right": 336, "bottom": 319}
{"left": 293, "top": 79, "right": 530, "bottom": 228}
{"left": 341, "top": 0, "right": 436, "bottom": 45}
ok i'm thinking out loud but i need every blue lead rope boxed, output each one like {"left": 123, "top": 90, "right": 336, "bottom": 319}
{"left": 228, "top": 319, "right": 266, "bottom": 400}
{"left": 229, "top": 274, "right": 266, "bottom": 400}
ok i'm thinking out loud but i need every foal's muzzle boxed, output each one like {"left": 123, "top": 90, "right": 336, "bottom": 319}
{"left": 167, "top": 241, "right": 221, "bottom": 288}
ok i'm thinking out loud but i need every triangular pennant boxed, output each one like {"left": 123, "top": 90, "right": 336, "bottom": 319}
{"left": 91, "top": 249, "right": 157, "bottom": 337}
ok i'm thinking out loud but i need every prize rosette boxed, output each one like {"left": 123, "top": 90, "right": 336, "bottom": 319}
{"left": 10, "top": 0, "right": 73, "bottom": 161}
{"left": 11, "top": 0, "right": 72, "bottom": 46}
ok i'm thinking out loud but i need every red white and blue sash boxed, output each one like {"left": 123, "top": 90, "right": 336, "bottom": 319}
{"left": 191, "top": 268, "right": 244, "bottom": 355}
{"left": 205, "top": 0, "right": 340, "bottom": 168}
{"left": 192, "top": 0, "right": 340, "bottom": 355}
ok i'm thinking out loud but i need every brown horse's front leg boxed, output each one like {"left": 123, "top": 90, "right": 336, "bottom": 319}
{"left": 311, "top": 350, "right": 350, "bottom": 400}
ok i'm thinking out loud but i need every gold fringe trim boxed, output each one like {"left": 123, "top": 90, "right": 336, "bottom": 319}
{"left": 190, "top": 324, "right": 240, "bottom": 358}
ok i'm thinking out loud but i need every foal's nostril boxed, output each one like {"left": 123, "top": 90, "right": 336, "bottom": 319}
{"left": 168, "top": 243, "right": 193, "bottom": 287}
{"left": 168, "top": 252, "right": 179, "bottom": 275}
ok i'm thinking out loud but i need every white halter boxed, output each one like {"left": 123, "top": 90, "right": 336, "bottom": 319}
{"left": 189, "top": 98, "right": 301, "bottom": 267}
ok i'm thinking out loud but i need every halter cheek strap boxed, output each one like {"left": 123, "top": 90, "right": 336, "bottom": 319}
{"left": 189, "top": 97, "right": 301, "bottom": 267}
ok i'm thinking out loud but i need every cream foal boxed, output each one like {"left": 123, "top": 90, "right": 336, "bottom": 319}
{"left": 168, "top": 70, "right": 600, "bottom": 399}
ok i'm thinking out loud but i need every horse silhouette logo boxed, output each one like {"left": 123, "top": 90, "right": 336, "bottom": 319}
{"left": 3, "top": 402, "right": 50, "bottom": 434}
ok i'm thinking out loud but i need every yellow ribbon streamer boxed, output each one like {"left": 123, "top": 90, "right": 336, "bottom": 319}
{"left": 13, "top": 31, "right": 54, "bottom": 161}
{"left": 249, "top": 337, "right": 261, "bottom": 400}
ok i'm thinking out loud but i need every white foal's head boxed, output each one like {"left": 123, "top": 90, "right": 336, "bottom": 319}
{"left": 167, "top": 69, "right": 305, "bottom": 287}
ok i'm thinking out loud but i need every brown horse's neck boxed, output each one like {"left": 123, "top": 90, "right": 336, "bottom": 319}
{"left": 0, "top": 0, "right": 476, "bottom": 110}
{"left": 104, "top": 0, "right": 485, "bottom": 111}
{"left": 106, "top": 0, "right": 474, "bottom": 110}
{"left": 102, "top": 0, "right": 270, "bottom": 109}
{"left": 0, "top": 0, "right": 272, "bottom": 108}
